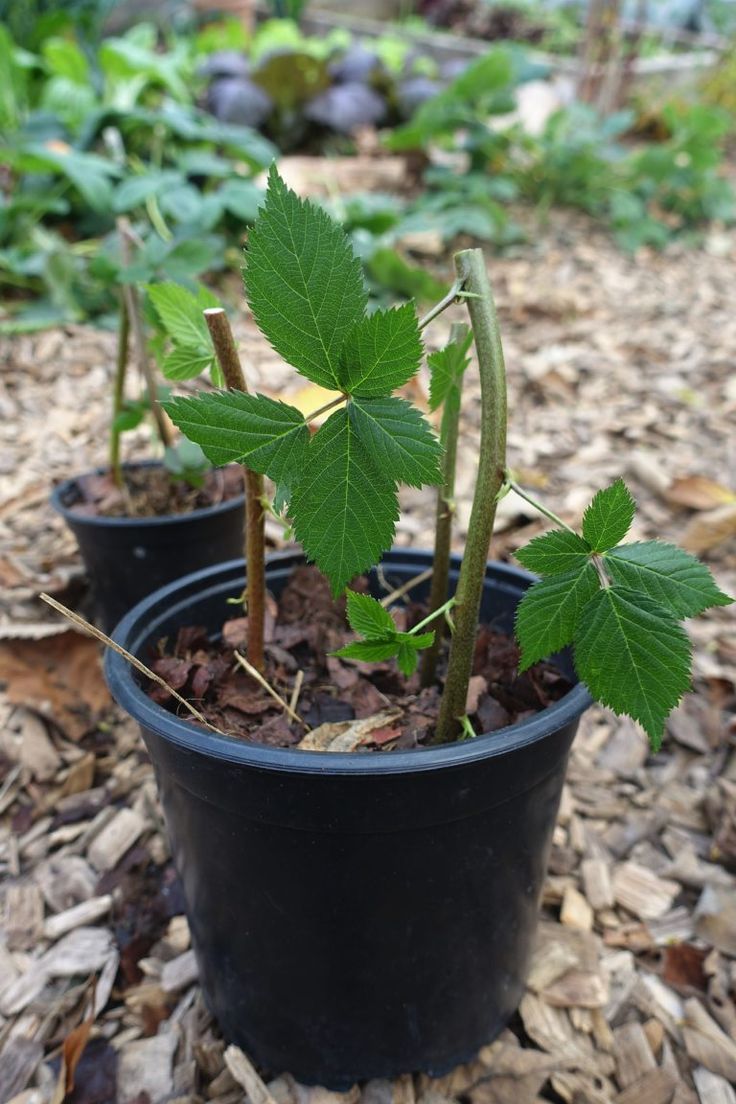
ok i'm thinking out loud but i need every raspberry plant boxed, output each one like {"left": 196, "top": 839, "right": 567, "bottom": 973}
{"left": 164, "top": 167, "right": 731, "bottom": 748}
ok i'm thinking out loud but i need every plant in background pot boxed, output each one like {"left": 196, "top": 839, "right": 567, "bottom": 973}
{"left": 100, "top": 169, "right": 731, "bottom": 1086}
{"left": 51, "top": 228, "right": 245, "bottom": 630}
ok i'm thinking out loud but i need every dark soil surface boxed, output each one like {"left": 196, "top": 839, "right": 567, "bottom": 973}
{"left": 146, "top": 565, "right": 573, "bottom": 750}
{"left": 61, "top": 463, "right": 244, "bottom": 519}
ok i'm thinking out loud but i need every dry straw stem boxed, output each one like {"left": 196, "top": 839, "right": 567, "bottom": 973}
{"left": 233, "top": 651, "right": 309, "bottom": 729}
{"left": 204, "top": 307, "right": 266, "bottom": 673}
{"left": 38, "top": 593, "right": 227, "bottom": 737}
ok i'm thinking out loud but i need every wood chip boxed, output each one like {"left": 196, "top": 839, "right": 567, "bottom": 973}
{"left": 161, "top": 950, "right": 199, "bottom": 994}
{"left": 4, "top": 885, "right": 44, "bottom": 952}
{"left": 613, "top": 1022, "right": 657, "bottom": 1088}
{"left": 612, "top": 862, "right": 679, "bottom": 919}
{"left": 581, "top": 858, "right": 614, "bottom": 910}
{"left": 614, "top": 1069, "right": 676, "bottom": 1104}
{"left": 542, "top": 970, "right": 609, "bottom": 1009}
{"left": 0, "top": 1037, "right": 44, "bottom": 1102}
{"left": 560, "top": 885, "right": 593, "bottom": 931}
{"left": 224, "top": 1045, "right": 280, "bottom": 1104}
{"left": 682, "top": 999, "right": 736, "bottom": 1083}
{"left": 87, "top": 807, "right": 145, "bottom": 871}
{"left": 693, "top": 1067, "right": 736, "bottom": 1104}
{"left": 694, "top": 885, "right": 736, "bottom": 956}
{"left": 43, "top": 894, "right": 112, "bottom": 940}
{"left": 117, "top": 1032, "right": 178, "bottom": 1100}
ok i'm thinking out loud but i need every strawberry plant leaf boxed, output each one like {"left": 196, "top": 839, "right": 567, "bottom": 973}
{"left": 244, "top": 166, "right": 367, "bottom": 389}
{"left": 345, "top": 590, "right": 396, "bottom": 639}
{"left": 338, "top": 303, "right": 423, "bottom": 396}
{"left": 428, "top": 329, "right": 473, "bottom": 412}
{"left": 516, "top": 564, "right": 600, "bottom": 671}
{"left": 603, "top": 540, "right": 733, "bottom": 618}
{"left": 574, "top": 587, "right": 692, "bottom": 749}
{"left": 161, "top": 349, "right": 214, "bottom": 381}
{"left": 290, "top": 408, "right": 399, "bottom": 595}
{"left": 162, "top": 391, "right": 308, "bottom": 482}
{"left": 515, "top": 529, "right": 592, "bottom": 576}
{"left": 349, "top": 396, "right": 442, "bottom": 488}
{"left": 582, "top": 478, "right": 636, "bottom": 552}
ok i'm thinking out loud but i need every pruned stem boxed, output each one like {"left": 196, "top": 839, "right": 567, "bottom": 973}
{"left": 109, "top": 293, "right": 130, "bottom": 487}
{"left": 204, "top": 308, "right": 266, "bottom": 672}
{"left": 421, "top": 321, "right": 469, "bottom": 688}
{"left": 117, "top": 219, "right": 173, "bottom": 449}
{"left": 433, "top": 250, "right": 507, "bottom": 744}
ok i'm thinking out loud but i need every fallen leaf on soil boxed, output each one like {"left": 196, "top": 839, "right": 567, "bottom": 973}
{"left": 665, "top": 475, "right": 735, "bottom": 511}
{"left": 298, "top": 710, "right": 402, "bottom": 752}
{"left": 681, "top": 503, "right": 736, "bottom": 553}
{"left": 661, "top": 943, "right": 708, "bottom": 991}
{"left": 0, "top": 631, "right": 110, "bottom": 740}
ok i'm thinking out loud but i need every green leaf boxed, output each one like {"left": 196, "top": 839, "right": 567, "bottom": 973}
{"left": 147, "top": 282, "right": 215, "bottom": 350}
{"left": 515, "top": 529, "right": 592, "bottom": 577}
{"left": 338, "top": 303, "right": 423, "bottom": 397}
{"left": 290, "top": 408, "right": 398, "bottom": 595}
{"left": 574, "top": 587, "right": 692, "bottom": 749}
{"left": 395, "top": 632, "right": 434, "bottom": 677}
{"left": 428, "top": 330, "right": 473, "bottom": 412}
{"left": 603, "top": 541, "right": 733, "bottom": 618}
{"left": 366, "top": 247, "right": 447, "bottom": 304}
{"left": 582, "top": 479, "right": 636, "bottom": 552}
{"left": 333, "top": 639, "right": 403, "bottom": 664}
{"left": 244, "top": 166, "right": 367, "bottom": 388}
{"left": 161, "top": 349, "right": 214, "bottom": 381}
{"left": 345, "top": 590, "right": 396, "bottom": 639}
{"left": 516, "top": 564, "right": 600, "bottom": 671}
{"left": 163, "top": 391, "right": 308, "bottom": 483}
{"left": 349, "top": 397, "right": 442, "bottom": 488}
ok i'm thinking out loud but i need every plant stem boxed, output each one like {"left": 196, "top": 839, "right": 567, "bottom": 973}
{"left": 117, "top": 219, "right": 173, "bottom": 449}
{"left": 418, "top": 278, "right": 463, "bottom": 330}
{"left": 305, "top": 394, "right": 346, "bottom": 422}
{"left": 204, "top": 308, "right": 266, "bottom": 672}
{"left": 506, "top": 477, "right": 577, "bottom": 534}
{"left": 421, "top": 321, "right": 469, "bottom": 689}
{"left": 109, "top": 293, "right": 130, "bottom": 487}
{"left": 433, "top": 250, "right": 507, "bottom": 744}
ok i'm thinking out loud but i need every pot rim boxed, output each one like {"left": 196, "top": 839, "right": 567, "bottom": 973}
{"left": 50, "top": 460, "right": 245, "bottom": 530}
{"left": 105, "top": 550, "right": 593, "bottom": 777}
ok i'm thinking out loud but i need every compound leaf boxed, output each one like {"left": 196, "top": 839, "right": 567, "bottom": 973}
{"left": 334, "top": 639, "right": 403, "bottom": 663}
{"left": 603, "top": 540, "right": 733, "bottom": 618}
{"left": 582, "top": 478, "right": 636, "bottom": 552}
{"left": 244, "top": 166, "right": 367, "bottom": 388}
{"left": 290, "top": 408, "right": 398, "bottom": 595}
{"left": 515, "top": 529, "right": 592, "bottom": 577}
{"left": 338, "top": 303, "right": 423, "bottom": 396}
{"left": 516, "top": 564, "right": 600, "bottom": 671}
{"left": 574, "top": 587, "right": 692, "bottom": 749}
{"left": 163, "top": 390, "right": 308, "bottom": 482}
{"left": 349, "top": 396, "right": 442, "bottom": 488}
{"left": 345, "top": 590, "right": 396, "bottom": 639}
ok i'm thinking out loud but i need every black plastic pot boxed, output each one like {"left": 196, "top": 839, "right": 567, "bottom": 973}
{"left": 51, "top": 463, "right": 245, "bottom": 632}
{"left": 105, "top": 550, "right": 591, "bottom": 1087}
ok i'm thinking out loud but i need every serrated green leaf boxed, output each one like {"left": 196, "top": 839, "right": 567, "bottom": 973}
{"left": 333, "top": 640, "right": 401, "bottom": 663}
{"left": 515, "top": 529, "right": 592, "bottom": 577}
{"left": 244, "top": 166, "right": 367, "bottom": 388}
{"left": 516, "top": 564, "right": 600, "bottom": 671}
{"left": 604, "top": 541, "right": 733, "bottom": 617}
{"left": 147, "top": 283, "right": 213, "bottom": 350}
{"left": 574, "top": 587, "right": 692, "bottom": 749}
{"left": 395, "top": 634, "right": 434, "bottom": 676}
{"left": 290, "top": 408, "right": 398, "bottom": 595}
{"left": 163, "top": 391, "right": 308, "bottom": 482}
{"left": 428, "top": 330, "right": 473, "bottom": 412}
{"left": 161, "top": 349, "right": 214, "bottom": 381}
{"left": 349, "top": 397, "right": 442, "bottom": 488}
{"left": 345, "top": 590, "right": 397, "bottom": 640}
{"left": 338, "top": 303, "right": 423, "bottom": 396}
{"left": 582, "top": 479, "right": 636, "bottom": 552}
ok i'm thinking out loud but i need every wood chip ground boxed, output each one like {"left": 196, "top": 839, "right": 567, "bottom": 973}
{"left": 0, "top": 192, "right": 734, "bottom": 1102}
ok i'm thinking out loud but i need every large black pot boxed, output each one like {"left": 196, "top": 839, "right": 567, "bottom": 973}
{"left": 105, "top": 550, "right": 591, "bottom": 1087}
{"left": 51, "top": 463, "right": 245, "bottom": 632}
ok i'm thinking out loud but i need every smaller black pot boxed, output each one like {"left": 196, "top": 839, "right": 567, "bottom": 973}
{"left": 51, "top": 463, "right": 245, "bottom": 632}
